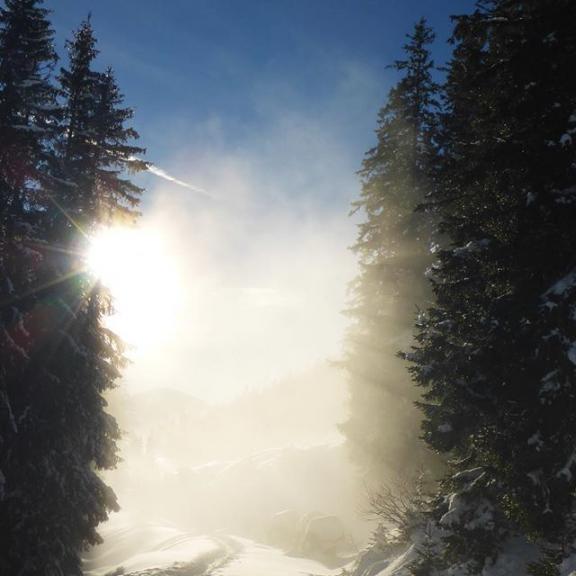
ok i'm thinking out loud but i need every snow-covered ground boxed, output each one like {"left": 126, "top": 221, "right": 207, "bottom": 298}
{"left": 219, "top": 538, "right": 350, "bottom": 576}
{"left": 86, "top": 370, "right": 374, "bottom": 575}
{"left": 84, "top": 516, "right": 354, "bottom": 576}
{"left": 101, "top": 380, "right": 373, "bottom": 552}
{"left": 83, "top": 518, "right": 229, "bottom": 575}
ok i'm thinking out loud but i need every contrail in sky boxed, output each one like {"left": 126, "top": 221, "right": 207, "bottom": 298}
{"left": 146, "top": 163, "right": 214, "bottom": 199}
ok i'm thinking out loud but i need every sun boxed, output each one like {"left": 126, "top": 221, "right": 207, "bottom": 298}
{"left": 86, "top": 226, "right": 181, "bottom": 352}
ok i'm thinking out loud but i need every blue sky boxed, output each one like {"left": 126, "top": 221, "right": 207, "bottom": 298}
{"left": 50, "top": 0, "right": 475, "bottom": 175}
{"left": 48, "top": 1, "right": 477, "bottom": 401}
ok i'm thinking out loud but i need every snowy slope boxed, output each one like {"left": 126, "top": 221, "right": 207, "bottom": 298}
{"left": 83, "top": 517, "right": 230, "bottom": 575}
{"left": 348, "top": 537, "right": 543, "bottom": 576}
{"left": 217, "top": 537, "right": 350, "bottom": 576}
{"left": 84, "top": 515, "right": 353, "bottom": 576}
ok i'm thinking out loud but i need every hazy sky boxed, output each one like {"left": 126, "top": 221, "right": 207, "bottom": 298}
{"left": 50, "top": 1, "right": 476, "bottom": 402}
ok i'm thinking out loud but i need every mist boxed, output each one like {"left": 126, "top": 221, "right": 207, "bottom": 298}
{"left": 103, "top": 365, "right": 370, "bottom": 541}
{"left": 87, "top": 82, "right": 387, "bottom": 572}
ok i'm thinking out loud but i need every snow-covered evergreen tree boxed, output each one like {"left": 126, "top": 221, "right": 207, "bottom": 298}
{"left": 1, "top": 11, "right": 147, "bottom": 574}
{"left": 409, "top": 0, "right": 576, "bottom": 569}
{"left": 341, "top": 19, "right": 441, "bottom": 485}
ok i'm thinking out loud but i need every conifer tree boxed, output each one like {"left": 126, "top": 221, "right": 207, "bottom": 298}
{"left": 410, "top": 0, "right": 576, "bottom": 566}
{"left": 341, "top": 19, "right": 440, "bottom": 485}
{"left": 56, "top": 19, "right": 145, "bottom": 232}
{"left": 0, "top": 1, "right": 62, "bottom": 572}
{"left": 0, "top": 0, "right": 58, "bottom": 318}
{"left": 0, "top": 11, "right": 147, "bottom": 574}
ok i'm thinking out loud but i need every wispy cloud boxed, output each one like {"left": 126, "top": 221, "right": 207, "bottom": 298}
{"left": 147, "top": 163, "right": 214, "bottom": 199}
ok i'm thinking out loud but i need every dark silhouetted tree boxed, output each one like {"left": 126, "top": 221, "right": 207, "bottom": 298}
{"left": 0, "top": 10, "right": 147, "bottom": 575}
{"left": 0, "top": 2, "right": 61, "bottom": 571}
{"left": 410, "top": 0, "right": 576, "bottom": 568}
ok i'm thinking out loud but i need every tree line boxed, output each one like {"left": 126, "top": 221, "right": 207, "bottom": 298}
{"left": 342, "top": 0, "right": 576, "bottom": 573}
{"left": 0, "top": 1, "right": 145, "bottom": 574}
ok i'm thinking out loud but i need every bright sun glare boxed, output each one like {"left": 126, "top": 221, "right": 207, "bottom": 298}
{"left": 86, "top": 226, "right": 181, "bottom": 352}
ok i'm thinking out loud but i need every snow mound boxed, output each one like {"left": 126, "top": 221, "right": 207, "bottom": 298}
{"left": 218, "top": 537, "right": 349, "bottom": 576}
{"left": 83, "top": 516, "right": 227, "bottom": 576}
{"left": 348, "top": 536, "right": 538, "bottom": 576}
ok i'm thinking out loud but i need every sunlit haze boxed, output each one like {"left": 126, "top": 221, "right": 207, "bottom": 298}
{"left": 87, "top": 226, "right": 182, "bottom": 352}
